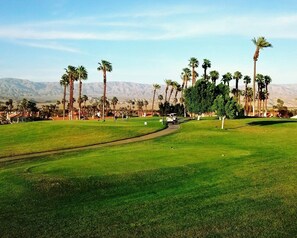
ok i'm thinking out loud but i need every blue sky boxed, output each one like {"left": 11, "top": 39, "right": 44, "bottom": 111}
{"left": 0, "top": 0, "right": 297, "bottom": 85}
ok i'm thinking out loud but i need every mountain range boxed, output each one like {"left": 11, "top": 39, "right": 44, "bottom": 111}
{"left": 0, "top": 78, "right": 296, "bottom": 107}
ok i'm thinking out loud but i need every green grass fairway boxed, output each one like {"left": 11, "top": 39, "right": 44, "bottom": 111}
{"left": 0, "top": 118, "right": 297, "bottom": 237}
{"left": 0, "top": 117, "right": 164, "bottom": 157}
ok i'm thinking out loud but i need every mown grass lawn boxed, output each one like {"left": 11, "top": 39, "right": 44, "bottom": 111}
{"left": 0, "top": 118, "right": 297, "bottom": 237}
{"left": 0, "top": 117, "right": 164, "bottom": 157}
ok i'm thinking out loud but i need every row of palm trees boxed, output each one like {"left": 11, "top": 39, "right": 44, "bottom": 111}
{"left": 58, "top": 37, "right": 271, "bottom": 119}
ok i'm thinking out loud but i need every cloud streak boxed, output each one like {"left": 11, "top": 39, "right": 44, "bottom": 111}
{"left": 1, "top": 10, "right": 297, "bottom": 42}
{"left": 14, "top": 40, "right": 82, "bottom": 53}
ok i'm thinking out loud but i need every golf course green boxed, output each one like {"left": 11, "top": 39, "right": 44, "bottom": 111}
{"left": 0, "top": 118, "right": 296, "bottom": 237}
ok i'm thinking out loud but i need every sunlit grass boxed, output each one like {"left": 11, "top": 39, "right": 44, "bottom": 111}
{"left": 0, "top": 117, "right": 164, "bottom": 157}
{"left": 0, "top": 118, "right": 297, "bottom": 237}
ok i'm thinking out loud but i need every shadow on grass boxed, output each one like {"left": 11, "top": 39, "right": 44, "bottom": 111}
{"left": 248, "top": 120, "right": 297, "bottom": 126}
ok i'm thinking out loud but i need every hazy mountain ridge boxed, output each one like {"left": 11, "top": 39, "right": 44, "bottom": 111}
{"left": 0, "top": 78, "right": 162, "bottom": 102}
{"left": 0, "top": 78, "right": 296, "bottom": 107}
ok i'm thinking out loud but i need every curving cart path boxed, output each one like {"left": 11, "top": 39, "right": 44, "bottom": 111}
{"left": 0, "top": 123, "right": 181, "bottom": 164}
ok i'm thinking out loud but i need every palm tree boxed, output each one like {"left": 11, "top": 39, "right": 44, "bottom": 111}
{"left": 264, "top": 75, "right": 272, "bottom": 114}
{"left": 246, "top": 87, "right": 253, "bottom": 115}
{"left": 97, "top": 60, "right": 112, "bottom": 121}
{"left": 82, "top": 95, "right": 88, "bottom": 117}
{"left": 233, "top": 71, "right": 243, "bottom": 103}
{"left": 143, "top": 99, "right": 149, "bottom": 115}
{"left": 168, "top": 81, "right": 178, "bottom": 103}
{"left": 209, "top": 70, "right": 219, "bottom": 85}
{"left": 60, "top": 74, "right": 69, "bottom": 120}
{"left": 188, "top": 57, "right": 199, "bottom": 86}
{"left": 111, "top": 96, "right": 118, "bottom": 116}
{"left": 202, "top": 59, "right": 211, "bottom": 80}
{"left": 5, "top": 99, "right": 13, "bottom": 113}
{"left": 243, "top": 75, "right": 251, "bottom": 116}
{"left": 77, "top": 66, "right": 88, "bottom": 120}
{"left": 252, "top": 36, "right": 272, "bottom": 116}
{"left": 64, "top": 66, "right": 78, "bottom": 120}
{"left": 164, "top": 79, "right": 172, "bottom": 102}
{"left": 174, "top": 84, "right": 182, "bottom": 104}
{"left": 151, "top": 84, "right": 161, "bottom": 115}
{"left": 221, "top": 72, "right": 233, "bottom": 86}
{"left": 158, "top": 94, "right": 163, "bottom": 104}
{"left": 181, "top": 68, "right": 191, "bottom": 89}
{"left": 136, "top": 99, "right": 144, "bottom": 116}
{"left": 256, "top": 73, "right": 265, "bottom": 116}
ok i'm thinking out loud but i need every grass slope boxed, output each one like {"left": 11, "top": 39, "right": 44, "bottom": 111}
{"left": 0, "top": 118, "right": 297, "bottom": 237}
{"left": 0, "top": 117, "right": 164, "bottom": 157}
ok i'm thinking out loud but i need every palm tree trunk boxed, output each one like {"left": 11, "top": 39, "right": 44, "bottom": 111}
{"left": 235, "top": 79, "right": 239, "bottom": 102}
{"left": 63, "top": 85, "right": 66, "bottom": 120}
{"left": 164, "top": 88, "right": 168, "bottom": 102}
{"left": 192, "top": 67, "right": 195, "bottom": 86}
{"left": 259, "top": 96, "right": 261, "bottom": 117}
{"left": 265, "top": 85, "right": 268, "bottom": 114}
{"left": 69, "top": 79, "right": 73, "bottom": 120}
{"left": 175, "top": 89, "right": 179, "bottom": 100}
{"left": 103, "top": 71, "right": 106, "bottom": 121}
{"left": 78, "top": 80, "right": 82, "bottom": 120}
{"left": 151, "top": 89, "right": 156, "bottom": 115}
{"left": 168, "top": 89, "right": 174, "bottom": 103}
{"left": 244, "top": 84, "right": 247, "bottom": 116}
{"left": 253, "top": 60, "right": 256, "bottom": 116}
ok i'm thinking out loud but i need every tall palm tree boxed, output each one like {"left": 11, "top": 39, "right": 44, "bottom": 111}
{"left": 264, "top": 75, "right": 272, "bottom": 114}
{"left": 188, "top": 57, "right": 199, "bottom": 86}
{"left": 209, "top": 70, "right": 219, "bottom": 85}
{"left": 233, "top": 71, "right": 243, "bottom": 103}
{"left": 164, "top": 79, "right": 172, "bottom": 102}
{"left": 97, "top": 60, "right": 112, "bottom": 121}
{"left": 243, "top": 75, "right": 251, "bottom": 116}
{"left": 151, "top": 84, "right": 161, "bottom": 115}
{"left": 65, "top": 65, "right": 78, "bottom": 120}
{"left": 202, "top": 59, "right": 211, "bottom": 80}
{"left": 221, "top": 72, "right": 232, "bottom": 86}
{"left": 77, "top": 66, "right": 88, "bottom": 120}
{"left": 60, "top": 74, "right": 69, "bottom": 120}
{"left": 111, "top": 96, "right": 118, "bottom": 116}
{"left": 252, "top": 36, "right": 272, "bottom": 116}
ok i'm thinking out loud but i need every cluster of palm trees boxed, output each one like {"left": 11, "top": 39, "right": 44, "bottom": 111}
{"left": 151, "top": 36, "right": 272, "bottom": 117}
{"left": 59, "top": 60, "right": 113, "bottom": 121}
{"left": 252, "top": 37, "right": 273, "bottom": 115}
{"left": 60, "top": 65, "right": 88, "bottom": 120}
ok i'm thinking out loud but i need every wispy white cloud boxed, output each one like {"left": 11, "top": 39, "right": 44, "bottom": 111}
{"left": 14, "top": 40, "right": 82, "bottom": 53}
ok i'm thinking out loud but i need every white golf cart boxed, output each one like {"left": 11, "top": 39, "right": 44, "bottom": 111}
{"left": 166, "top": 113, "right": 178, "bottom": 124}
